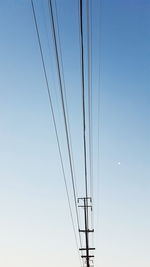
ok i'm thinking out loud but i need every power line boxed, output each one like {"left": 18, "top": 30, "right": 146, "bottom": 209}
{"left": 86, "top": 0, "right": 95, "bottom": 250}
{"left": 79, "top": 0, "right": 88, "bottom": 199}
{"left": 87, "top": 0, "right": 93, "bottom": 200}
{"left": 96, "top": 0, "right": 102, "bottom": 246}
{"left": 30, "top": 1, "right": 81, "bottom": 265}
{"left": 47, "top": 0, "right": 83, "bottom": 252}
{"left": 53, "top": 0, "right": 79, "bottom": 197}
{"left": 49, "top": 0, "right": 83, "bottom": 257}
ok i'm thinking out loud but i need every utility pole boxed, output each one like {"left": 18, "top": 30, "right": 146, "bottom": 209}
{"left": 78, "top": 197, "right": 95, "bottom": 267}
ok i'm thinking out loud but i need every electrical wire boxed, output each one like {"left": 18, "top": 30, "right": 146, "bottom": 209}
{"left": 53, "top": 0, "right": 79, "bottom": 198}
{"left": 96, "top": 0, "right": 102, "bottom": 240}
{"left": 79, "top": 0, "right": 88, "bottom": 199}
{"left": 30, "top": 1, "right": 81, "bottom": 265}
{"left": 47, "top": 0, "right": 83, "bottom": 252}
{"left": 87, "top": 0, "right": 93, "bottom": 200}
{"left": 87, "top": 0, "right": 95, "bottom": 250}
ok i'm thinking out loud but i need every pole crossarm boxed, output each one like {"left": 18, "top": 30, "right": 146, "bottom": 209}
{"left": 79, "top": 229, "right": 94, "bottom": 233}
{"left": 79, "top": 248, "right": 95, "bottom": 251}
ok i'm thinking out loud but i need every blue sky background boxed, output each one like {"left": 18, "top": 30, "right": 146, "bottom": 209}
{"left": 0, "top": 0, "right": 150, "bottom": 267}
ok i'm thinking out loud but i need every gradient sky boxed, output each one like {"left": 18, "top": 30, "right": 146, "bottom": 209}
{"left": 0, "top": 0, "right": 150, "bottom": 267}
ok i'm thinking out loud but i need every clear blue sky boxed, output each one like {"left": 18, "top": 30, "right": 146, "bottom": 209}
{"left": 0, "top": 0, "right": 150, "bottom": 267}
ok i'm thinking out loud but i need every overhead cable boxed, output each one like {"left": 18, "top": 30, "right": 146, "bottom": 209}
{"left": 30, "top": 1, "right": 81, "bottom": 265}
{"left": 47, "top": 0, "right": 83, "bottom": 251}
{"left": 79, "top": 0, "right": 88, "bottom": 199}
